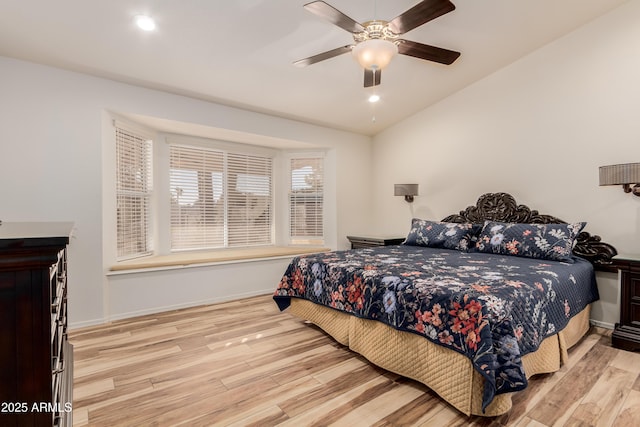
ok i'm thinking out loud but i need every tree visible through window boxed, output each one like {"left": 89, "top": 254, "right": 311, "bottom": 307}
{"left": 290, "top": 157, "right": 324, "bottom": 245}
{"left": 170, "top": 144, "right": 273, "bottom": 251}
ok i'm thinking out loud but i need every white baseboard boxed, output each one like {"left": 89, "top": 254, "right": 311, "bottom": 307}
{"left": 69, "top": 288, "right": 274, "bottom": 330}
{"left": 590, "top": 319, "right": 614, "bottom": 330}
{"left": 69, "top": 318, "right": 109, "bottom": 331}
{"left": 108, "top": 288, "right": 274, "bottom": 323}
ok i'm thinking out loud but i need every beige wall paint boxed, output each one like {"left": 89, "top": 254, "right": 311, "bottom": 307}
{"left": 371, "top": 0, "right": 640, "bottom": 326}
{"left": 0, "top": 56, "right": 372, "bottom": 327}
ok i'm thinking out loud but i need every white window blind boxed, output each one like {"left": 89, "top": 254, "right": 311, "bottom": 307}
{"left": 170, "top": 144, "right": 273, "bottom": 251}
{"left": 289, "top": 157, "right": 324, "bottom": 245}
{"left": 115, "top": 125, "right": 153, "bottom": 260}
{"left": 227, "top": 153, "right": 273, "bottom": 247}
{"left": 170, "top": 145, "right": 225, "bottom": 250}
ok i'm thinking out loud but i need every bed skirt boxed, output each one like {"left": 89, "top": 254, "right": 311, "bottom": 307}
{"left": 289, "top": 298, "right": 590, "bottom": 417}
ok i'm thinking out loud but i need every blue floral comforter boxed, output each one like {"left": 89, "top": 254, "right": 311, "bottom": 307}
{"left": 273, "top": 245, "right": 598, "bottom": 411}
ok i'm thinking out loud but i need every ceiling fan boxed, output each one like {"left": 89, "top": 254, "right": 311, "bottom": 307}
{"left": 294, "top": 0, "right": 460, "bottom": 87}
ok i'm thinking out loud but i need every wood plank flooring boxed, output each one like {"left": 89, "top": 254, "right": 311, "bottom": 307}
{"left": 70, "top": 295, "right": 640, "bottom": 426}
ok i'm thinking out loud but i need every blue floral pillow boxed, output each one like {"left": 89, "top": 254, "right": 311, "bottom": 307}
{"left": 475, "top": 221, "right": 586, "bottom": 262}
{"left": 403, "top": 219, "right": 481, "bottom": 252}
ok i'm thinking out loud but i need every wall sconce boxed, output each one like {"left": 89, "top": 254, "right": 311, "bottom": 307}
{"left": 599, "top": 163, "right": 640, "bottom": 197}
{"left": 394, "top": 184, "right": 418, "bottom": 203}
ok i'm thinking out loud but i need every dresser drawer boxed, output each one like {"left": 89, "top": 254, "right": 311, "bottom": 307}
{"left": 612, "top": 256, "right": 640, "bottom": 351}
{"left": 630, "top": 275, "right": 640, "bottom": 299}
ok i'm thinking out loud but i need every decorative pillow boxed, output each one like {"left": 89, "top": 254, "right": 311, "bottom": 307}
{"left": 403, "top": 219, "right": 481, "bottom": 252}
{"left": 475, "top": 221, "right": 586, "bottom": 262}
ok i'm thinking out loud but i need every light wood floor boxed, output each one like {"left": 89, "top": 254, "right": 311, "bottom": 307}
{"left": 70, "top": 295, "right": 640, "bottom": 426}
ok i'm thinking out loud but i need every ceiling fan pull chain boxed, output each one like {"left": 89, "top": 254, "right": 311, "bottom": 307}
{"left": 369, "top": 69, "right": 379, "bottom": 123}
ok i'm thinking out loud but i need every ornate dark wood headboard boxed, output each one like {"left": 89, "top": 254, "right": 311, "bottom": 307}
{"left": 441, "top": 192, "right": 617, "bottom": 266}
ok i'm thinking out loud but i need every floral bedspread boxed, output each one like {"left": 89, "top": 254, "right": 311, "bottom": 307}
{"left": 273, "top": 245, "right": 598, "bottom": 411}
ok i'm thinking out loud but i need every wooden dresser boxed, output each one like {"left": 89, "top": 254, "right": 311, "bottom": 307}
{"left": 611, "top": 254, "right": 640, "bottom": 352}
{"left": 0, "top": 222, "right": 73, "bottom": 426}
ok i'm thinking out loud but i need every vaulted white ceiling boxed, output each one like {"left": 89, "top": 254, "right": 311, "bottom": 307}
{"left": 0, "top": 0, "right": 628, "bottom": 135}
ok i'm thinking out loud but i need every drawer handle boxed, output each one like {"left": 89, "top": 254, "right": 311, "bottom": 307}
{"left": 52, "top": 360, "right": 65, "bottom": 376}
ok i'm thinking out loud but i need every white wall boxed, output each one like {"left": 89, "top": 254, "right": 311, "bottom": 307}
{"left": 0, "top": 56, "right": 372, "bottom": 328}
{"left": 3, "top": 1, "right": 638, "bottom": 329}
{"left": 105, "top": 258, "right": 296, "bottom": 321}
{"left": 371, "top": 0, "right": 640, "bottom": 327}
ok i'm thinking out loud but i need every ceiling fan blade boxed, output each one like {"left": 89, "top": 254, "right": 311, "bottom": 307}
{"left": 388, "top": 0, "right": 455, "bottom": 35}
{"left": 364, "top": 69, "right": 381, "bottom": 87}
{"left": 293, "top": 45, "right": 353, "bottom": 67}
{"left": 304, "top": 1, "right": 365, "bottom": 34}
{"left": 397, "top": 39, "right": 460, "bottom": 65}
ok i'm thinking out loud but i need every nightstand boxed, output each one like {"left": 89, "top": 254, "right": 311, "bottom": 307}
{"left": 347, "top": 235, "right": 405, "bottom": 249}
{"left": 611, "top": 254, "right": 640, "bottom": 351}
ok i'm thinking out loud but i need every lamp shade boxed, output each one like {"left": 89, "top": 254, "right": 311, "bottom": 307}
{"left": 352, "top": 39, "right": 398, "bottom": 70}
{"left": 599, "top": 163, "right": 640, "bottom": 185}
{"left": 394, "top": 184, "right": 418, "bottom": 197}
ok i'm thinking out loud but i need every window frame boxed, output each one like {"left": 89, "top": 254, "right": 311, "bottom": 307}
{"left": 107, "top": 123, "right": 333, "bottom": 269}
{"left": 166, "top": 136, "right": 276, "bottom": 252}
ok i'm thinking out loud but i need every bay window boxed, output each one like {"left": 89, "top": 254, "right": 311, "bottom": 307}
{"left": 113, "top": 121, "right": 326, "bottom": 264}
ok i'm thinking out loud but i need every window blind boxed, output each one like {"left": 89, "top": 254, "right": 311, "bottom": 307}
{"left": 227, "top": 153, "right": 273, "bottom": 247}
{"left": 289, "top": 157, "right": 324, "bottom": 245}
{"left": 115, "top": 126, "right": 153, "bottom": 260}
{"left": 170, "top": 145, "right": 225, "bottom": 250}
{"left": 169, "top": 144, "right": 273, "bottom": 251}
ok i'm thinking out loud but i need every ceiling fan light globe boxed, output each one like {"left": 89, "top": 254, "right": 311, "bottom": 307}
{"left": 352, "top": 39, "right": 398, "bottom": 70}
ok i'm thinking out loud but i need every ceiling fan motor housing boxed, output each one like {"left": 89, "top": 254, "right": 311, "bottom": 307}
{"left": 353, "top": 20, "right": 399, "bottom": 43}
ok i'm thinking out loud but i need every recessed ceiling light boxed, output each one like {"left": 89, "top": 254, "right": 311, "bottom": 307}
{"left": 368, "top": 94, "right": 380, "bottom": 103}
{"left": 135, "top": 15, "right": 156, "bottom": 31}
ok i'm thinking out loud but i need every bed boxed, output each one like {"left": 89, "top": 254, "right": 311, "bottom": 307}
{"left": 273, "top": 192, "right": 617, "bottom": 416}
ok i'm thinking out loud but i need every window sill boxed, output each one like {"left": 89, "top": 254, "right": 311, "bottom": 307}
{"left": 108, "top": 246, "right": 330, "bottom": 274}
